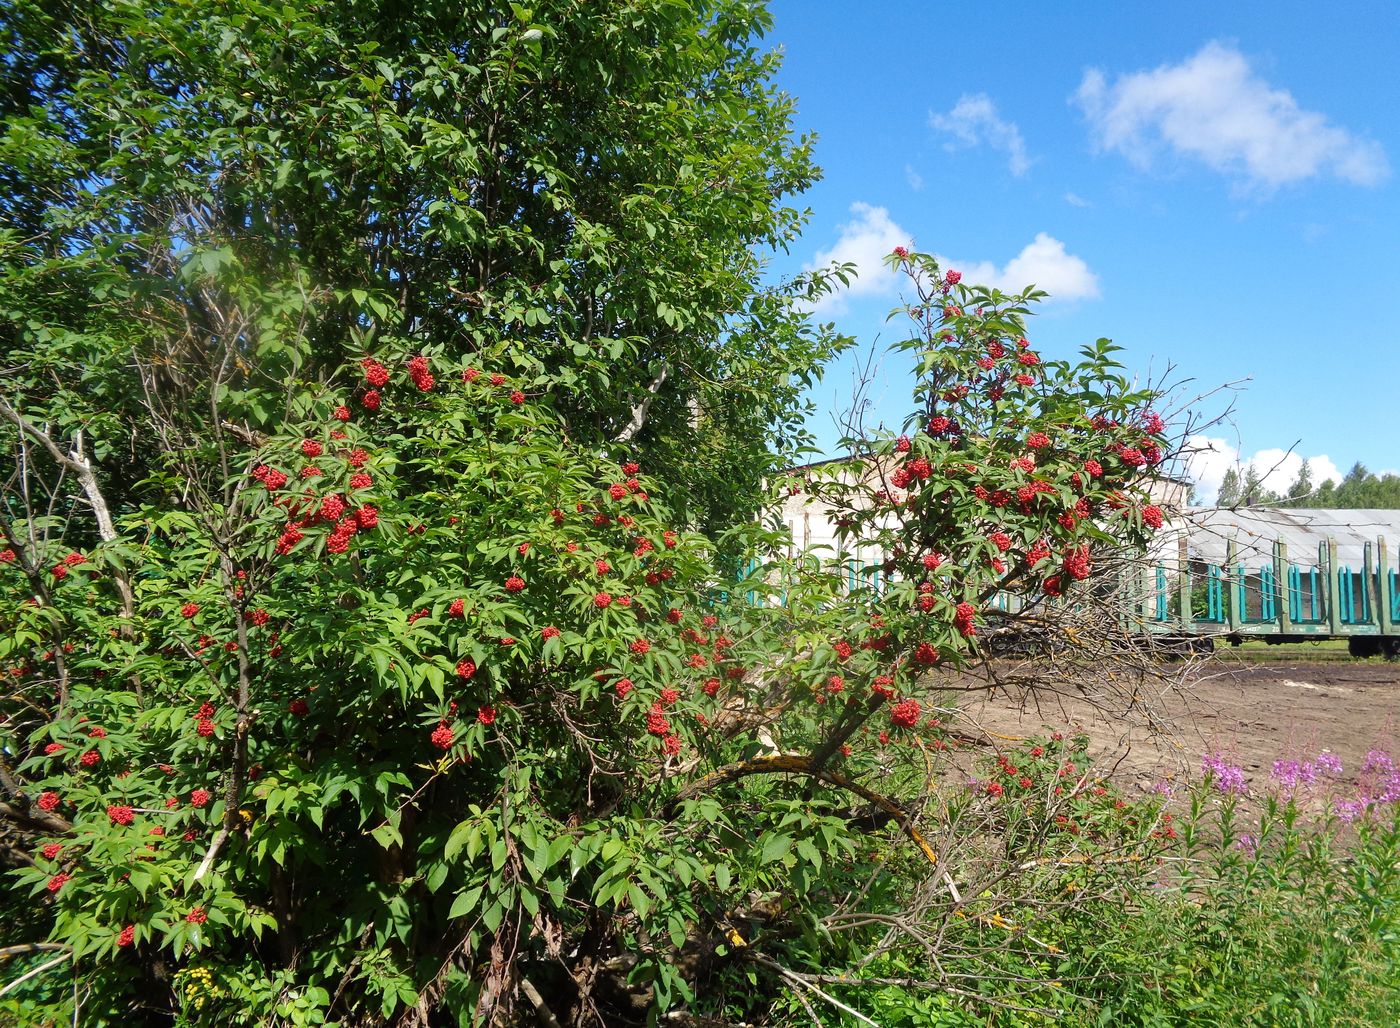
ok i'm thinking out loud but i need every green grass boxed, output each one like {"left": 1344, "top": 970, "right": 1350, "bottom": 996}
{"left": 1213, "top": 639, "right": 1369, "bottom": 663}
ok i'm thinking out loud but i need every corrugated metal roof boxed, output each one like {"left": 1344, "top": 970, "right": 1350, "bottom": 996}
{"left": 1179, "top": 508, "right": 1400, "bottom": 569}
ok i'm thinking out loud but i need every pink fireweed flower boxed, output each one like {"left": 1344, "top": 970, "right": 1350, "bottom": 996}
{"left": 1314, "top": 750, "right": 1344, "bottom": 776}
{"left": 1270, "top": 759, "right": 1318, "bottom": 794}
{"left": 1363, "top": 749, "right": 1394, "bottom": 775}
{"left": 1201, "top": 753, "right": 1247, "bottom": 794}
{"left": 1334, "top": 797, "right": 1368, "bottom": 823}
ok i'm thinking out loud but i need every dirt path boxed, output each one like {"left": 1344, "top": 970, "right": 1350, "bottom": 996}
{"left": 955, "top": 660, "right": 1400, "bottom": 796}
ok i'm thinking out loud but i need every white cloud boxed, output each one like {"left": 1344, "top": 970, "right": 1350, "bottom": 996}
{"left": 1064, "top": 192, "right": 1091, "bottom": 208}
{"left": 1184, "top": 436, "right": 1238, "bottom": 504}
{"left": 948, "top": 232, "right": 1101, "bottom": 302}
{"left": 1184, "top": 435, "right": 1342, "bottom": 504}
{"left": 804, "top": 202, "right": 911, "bottom": 314}
{"left": 1074, "top": 42, "right": 1389, "bottom": 191}
{"left": 929, "top": 93, "right": 1032, "bottom": 176}
{"left": 904, "top": 163, "right": 924, "bottom": 191}
{"left": 807, "top": 209, "right": 1100, "bottom": 313}
{"left": 1249, "top": 448, "right": 1343, "bottom": 496}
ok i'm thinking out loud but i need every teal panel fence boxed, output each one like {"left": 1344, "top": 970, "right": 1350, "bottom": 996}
{"left": 1288, "top": 566, "right": 1322, "bottom": 623}
{"left": 1204, "top": 565, "right": 1225, "bottom": 623}
{"left": 717, "top": 531, "right": 1398, "bottom": 643}
{"left": 1259, "top": 565, "right": 1276, "bottom": 622}
{"left": 1337, "top": 566, "right": 1357, "bottom": 625}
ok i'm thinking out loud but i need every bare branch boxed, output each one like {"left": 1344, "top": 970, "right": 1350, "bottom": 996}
{"left": 192, "top": 828, "right": 231, "bottom": 883}
{"left": 750, "top": 954, "right": 881, "bottom": 1027}
{"left": 0, "top": 951, "right": 71, "bottom": 998}
{"left": 0, "top": 395, "right": 138, "bottom": 643}
{"left": 613, "top": 365, "right": 668, "bottom": 444}
{"left": 0, "top": 397, "right": 117, "bottom": 543}
{"left": 0, "top": 943, "right": 70, "bottom": 960}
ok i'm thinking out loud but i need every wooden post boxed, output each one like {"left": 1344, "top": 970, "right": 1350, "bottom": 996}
{"left": 1226, "top": 538, "right": 1241, "bottom": 632}
{"left": 1326, "top": 537, "right": 1342, "bottom": 636}
{"left": 1380, "top": 536, "right": 1394, "bottom": 636}
{"left": 1116, "top": 568, "right": 1127, "bottom": 633}
{"left": 1141, "top": 564, "right": 1154, "bottom": 624}
{"left": 1275, "top": 540, "right": 1293, "bottom": 635}
{"left": 1362, "top": 541, "right": 1377, "bottom": 625}
{"left": 1178, "top": 535, "right": 1193, "bottom": 633}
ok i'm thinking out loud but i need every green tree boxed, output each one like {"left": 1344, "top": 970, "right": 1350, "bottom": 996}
{"left": 1337, "top": 462, "right": 1373, "bottom": 506}
{"left": 1216, "top": 466, "right": 1243, "bottom": 507}
{"left": 1281, "top": 458, "right": 1313, "bottom": 506}
{"left": 0, "top": 0, "right": 846, "bottom": 539}
{"left": 0, "top": 2, "right": 1174, "bottom": 1023}
{"left": 1376, "top": 474, "right": 1400, "bottom": 507}
{"left": 1239, "top": 467, "right": 1279, "bottom": 506}
{"left": 1302, "top": 464, "right": 1400, "bottom": 509}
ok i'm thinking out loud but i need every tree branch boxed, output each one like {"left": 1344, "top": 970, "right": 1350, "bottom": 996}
{"left": 0, "top": 951, "right": 71, "bottom": 998}
{"left": 0, "top": 397, "right": 118, "bottom": 542}
{"left": 518, "top": 975, "right": 562, "bottom": 1028}
{"left": 0, "top": 394, "right": 139, "bottom": 644}
{"left": 0, "top": 802, "right": 74, "bottom": 837}
{"left": 0, "top": 943, "right": 70, "bottom": 960}
{"left": 0, "top": 753, "right": 74, "bottom": 836}
{"left": 749, "top": 954, "right": 880, "bottom": 1027}
{"left": 192, "top": 827, "right": 230, "bottom": 882}
{"left": 666, "top": 754, "right": 938, "bottom": 865}
{"left": 613, "top": 365, "right": 668, "bottom": 444}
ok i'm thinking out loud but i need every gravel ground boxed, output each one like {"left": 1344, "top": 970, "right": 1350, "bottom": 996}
{"left": 953, "top": 659, "right": 1400, "bottom": 797}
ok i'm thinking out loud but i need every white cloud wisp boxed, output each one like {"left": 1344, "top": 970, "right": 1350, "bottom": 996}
{"left": 804, "top": 202, "right": 910, "bottom": 315}
{"left": 950, "top": 232, "right": 1101, "bottom": 302}
{"left": 1074, "top": 42, "right": 1389, "bottom": 191}
{"left": 807, "top": 206, "right": 1100, "bottom": 313}
{"left": 929, "top": 93, "right": 1032, "bottom": 177}
{"left": 1185, "top": 435, "right": 1342, "bottom": 505}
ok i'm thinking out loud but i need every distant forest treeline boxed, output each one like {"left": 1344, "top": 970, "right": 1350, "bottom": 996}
{"left": 1214, "top": 461, "right": 1400, "bottom": 509}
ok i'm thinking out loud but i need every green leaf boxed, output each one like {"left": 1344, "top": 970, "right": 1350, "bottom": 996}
{"left": 444, "top": 820, "right": 478, "bottom": 861}
{"left": 371, "top": 823, "right": 403, "bottom": 850}
{"left": 628, "top": 884, "right": 650, "bottom": 921}
{"left": 760, "top": 833, "right": 793, "bottom": 865}
{"left": 449, "top": 886, "right": 484, "bottom": 919}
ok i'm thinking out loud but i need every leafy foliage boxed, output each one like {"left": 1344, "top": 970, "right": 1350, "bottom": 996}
{"left": 1218, "top": 459, "right": 1400, "bottom": 510}
{"left": 1292, "top": 462, "right": 1400, "bottom": 510}
{"left": 0, "top": 0, "right": 1190, "bottom": 1023}
{"left": 1, "top": 241, "right": 1169, "bottom": 1024}
{"left": 0, "top": 0, "right": 845, "bottom": 537}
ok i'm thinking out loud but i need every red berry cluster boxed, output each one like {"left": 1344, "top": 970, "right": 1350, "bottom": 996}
{"left": 890, "top": 698, "right": 921, "bottom": 729}
{"left": 407, "top": 355, "right": 434, "bottom": 392}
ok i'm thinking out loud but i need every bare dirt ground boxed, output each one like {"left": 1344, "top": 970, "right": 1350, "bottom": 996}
{"left": 953, "top": 660, "right": 1400, "bottom": 798}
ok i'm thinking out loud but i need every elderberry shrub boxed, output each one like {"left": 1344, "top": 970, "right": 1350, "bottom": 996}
{"left": 4, "top": 249, "right": 1171, "bottom": 1023}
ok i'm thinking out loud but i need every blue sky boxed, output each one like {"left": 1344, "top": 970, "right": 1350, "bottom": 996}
{"left": 763, "top": 1, "right": 1400, "bottom": 501}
